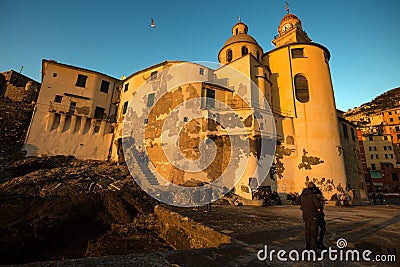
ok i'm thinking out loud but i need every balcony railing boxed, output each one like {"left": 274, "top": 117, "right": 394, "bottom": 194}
{"left": 48, "top": 102, "right": 116, "bottom": 122}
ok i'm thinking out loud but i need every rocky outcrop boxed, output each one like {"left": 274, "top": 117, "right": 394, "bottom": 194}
{"left": 0, "top": 156, "right": 171, "bottom": 265}
{"left": 0, "top": 98, "right": 34, "bottom": 171}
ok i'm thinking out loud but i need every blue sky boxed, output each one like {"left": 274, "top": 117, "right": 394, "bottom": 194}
{"left": 1, "top": 0, "right": 399, "bottom": 111}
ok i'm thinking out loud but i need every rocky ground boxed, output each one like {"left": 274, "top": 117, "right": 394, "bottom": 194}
{"left": 0, "top": 98, "right": 172, "bottom": 265}
{"left": 0, "top": 98, "right": 34, "bottom": 170}
{"left": 0, "top": 156, "right": 172, "bottom": 265}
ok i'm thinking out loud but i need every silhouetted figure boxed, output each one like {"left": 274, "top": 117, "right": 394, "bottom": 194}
{"left": 293, "top": 193, "right": 299, "bottom": 205}
{"left": 205, "top": 186, "right": 213, "bottom": 212}
{"left": 348, "top": 189, "right": 355, "bottom": 206}
{"left": 315, "top": 187, "right": 327, "bottom": 249}
{"left": 193, "top": 186, "right": 201, "bottom": 211}
{"left": 378, "top": 193, "right": 384, "bottom": 205}
{"left": 272, "top": 191, "right": 281, "bottom": 205}
{"left": 299, "top": 182, "right": 322, "bottom": 252}
{"left": 371, "top": 192, "right": 377, "bottom": 205}
{"left": 330, "top": 193, "right": 339, "bottom": 206}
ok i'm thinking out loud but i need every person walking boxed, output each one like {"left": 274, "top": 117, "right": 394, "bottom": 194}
{"left": 371, "top": 192, "right": 377, "bottom": 205}
{"left": 299, "top": 182, "right": 322, "bottom": 252}
{"left": 193, "top": 185, "right": 201, "bottom": 211}
{"left": 204, "top": 185, "right": 213, "bottom": 212}
{"left": 314, "top": 187, "right": 327, "bottom": 249}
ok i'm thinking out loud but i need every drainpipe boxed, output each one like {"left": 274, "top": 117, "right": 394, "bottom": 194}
{"left": 288, "top": 46, "right": 297, "bottom": 118}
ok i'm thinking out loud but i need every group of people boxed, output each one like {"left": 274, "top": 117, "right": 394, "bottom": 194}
{"left": 299, "top": 182, "right": 327, "bottom": 252}
{"left": 287, "top": 192, "right": 300, "bottom": 205}
{"left": 253, "top": 188, "right": 282, "bottom": 206}
{"left": 330, "top": 189, "right": 355, "bottom": 207}
{"left": 371, "top": 192, "right": 385, "bottom": 205}
{"left": 193, "top": 185, "right": 213, "bottom": 212}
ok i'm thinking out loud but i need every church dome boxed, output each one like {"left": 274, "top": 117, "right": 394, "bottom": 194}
{"left": 218, "top": 21, "right": 263, "bottom": 64}
{"left": 221, "top": 33, "right": 260, "bottom": 50}
{"left": 280, "top": 13, "right": 299, "bottom": 24}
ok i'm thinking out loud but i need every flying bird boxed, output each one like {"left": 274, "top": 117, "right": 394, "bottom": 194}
{"left": 150, "top": 18, "right": 155, "bottom": 28}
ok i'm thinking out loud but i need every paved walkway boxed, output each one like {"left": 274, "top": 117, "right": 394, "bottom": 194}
{"left": 17, "top": 205, "right": 399, "bottom": 267}
{"left": 166, "top": 204, "right": 399, "bottom": 266}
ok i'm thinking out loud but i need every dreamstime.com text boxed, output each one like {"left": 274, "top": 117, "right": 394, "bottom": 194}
{"left": 257, "top": 238, "right": 396, "bottom": 262}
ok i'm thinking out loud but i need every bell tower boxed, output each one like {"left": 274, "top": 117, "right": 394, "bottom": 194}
{"left": 272, "top": 7, "right": 311, "bottom": 48}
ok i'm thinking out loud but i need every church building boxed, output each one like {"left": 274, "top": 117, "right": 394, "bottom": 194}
{"left": 25, "top": 10, "right": 359, "bottom": 201}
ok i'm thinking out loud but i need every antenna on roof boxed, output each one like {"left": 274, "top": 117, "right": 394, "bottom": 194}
{"left": 238, "top": 16, "right": 241, "bottom": 22}
{"left": 20, "top": 66, "right": 23, "bottom": 74}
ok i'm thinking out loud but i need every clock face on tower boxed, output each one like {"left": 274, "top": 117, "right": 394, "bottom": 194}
{"left": 282, "top": 23, "right": 293, "bottom": 33}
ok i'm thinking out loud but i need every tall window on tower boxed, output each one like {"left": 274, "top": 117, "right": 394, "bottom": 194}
{"left": 294, "top": 74, "right": 309, "bottom": 103}
{"left": 227, "top": 49, "right": 232, "bottom": 62}
{"left": 241, "top": 46, "right": 248, "bottom": 56}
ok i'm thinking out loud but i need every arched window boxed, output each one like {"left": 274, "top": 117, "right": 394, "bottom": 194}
{"left": 294, "top": 74, "right": 309, "bottom": 103}
{"left": 256, "top": 51, "right": 260, "bottom": 60}
{"left": 241, "top": 46, "right": 248, "bottom": 56}
{"left": 227, "top": 49, "right": 232, "bottom": 62}
{"left": 236, "top": 28, "right": 238, "bottom": 35}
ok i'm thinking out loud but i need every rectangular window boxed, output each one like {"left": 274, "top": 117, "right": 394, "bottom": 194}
{"left": 124, "top": 83, "right": 129, "bottom": 92}
{"left": 371, "top": 163, "right": 376, "bottom": 170}
{"left": 388, "top": 111, "right": 392, "bottom": 115}
{"left": 324, "top": 52, "right": 328, "bottom": 63}
{"left": 94, "top": 106, "right": 105, "bottom": 119}
{"left": 144, "top": 118, "right": 148, "bottom": 124}
{"left": 368, "top": 136, "right": 373, "bottom": 141}
{"left": 342, "top": 124, "right": 348, "bottom": 138}
{"left": 384, "top": 146, "right": 393, "bottom": 151}
{"left": 396, "top": 126, "right": 400, "bottom": 131}
{"left": 390, "top": 118, "right": 394, "bottom": 122}
{"left": 69, "top": 102, "right": 76, "bottom": 114}
{"left": 385, "top": 154, "right": 394, "bottom": 159}
{"left": 383, "top": 135, "right": 388, "bottom": 140}
{"left": 100, "top": 80, "right": 110, "bottom": 93}
{"left": 54, "top": 95, "right": 63, "bottom": 103}
{"left": 199, "top": 68, "right": 205, "bottom": 75}
{"left": 76, "top": 74, "right": 88, "bottom": 87}
{"left": 393, "top": 173, "right": 399, "bottom": 181}
{"left": 202, "top": 88, "right": 215, "bottom": 108}
{"left": 350, "top": 128, "right": 356, "bottom": 141}
{"left": 369, "top": 146, "right": 377, "bottom": 151}
{"left": 122, "top": 101, "right": 128, "bottom": 115}
{"left": 397, "top": 134, "right": 400, "bottom": 139}
{"left": 291, "top": 48, "right": 304, "bottom": 58}
{"left": 150, "top": 71, "right": 158, "bottom": 80}
{"left": 147, "top": 93, "right": 155, "bottom": 107}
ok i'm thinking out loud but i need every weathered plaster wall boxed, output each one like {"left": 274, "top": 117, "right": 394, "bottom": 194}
{"left": 24, "top": 60, "right": 120, "bottom": 161}
{"left": 24, "top": 105, "right": 114, "bottom": 160}
{"left": 268, "top": 44, "right": 347, "bottom": 198}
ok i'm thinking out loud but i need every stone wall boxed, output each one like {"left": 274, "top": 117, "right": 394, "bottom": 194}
{"left": 0, "top": 70, "right": 40, "bottom": 102}
{"left": 154, "top": 205, "right": 231, "bottom": 250}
